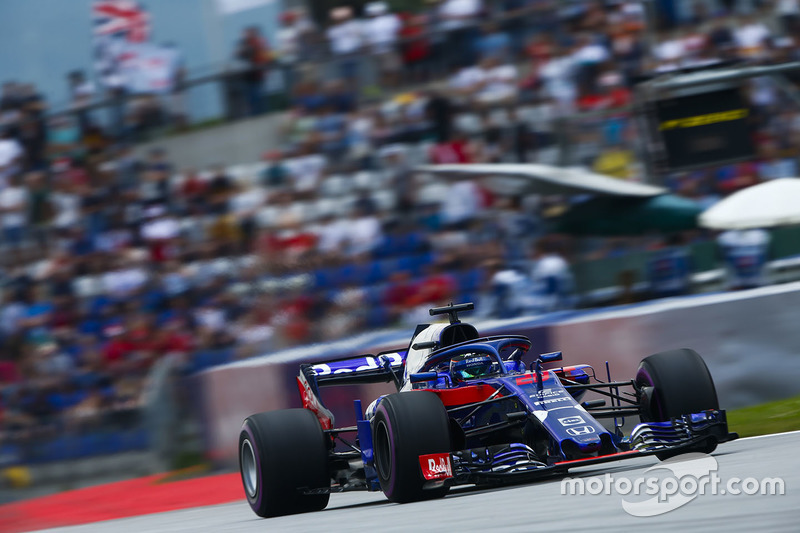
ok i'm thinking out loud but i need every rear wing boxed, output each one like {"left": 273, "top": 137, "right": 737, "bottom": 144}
{"left": 302, "top": 350, "right": 406, "bottom": 387}
{"left": 297, "top": 350, "right": 406, "bottom": 430}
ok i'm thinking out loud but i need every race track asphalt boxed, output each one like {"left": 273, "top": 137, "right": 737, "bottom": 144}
{"left": 37, "top": 431, "right": 799, "bottom": 532}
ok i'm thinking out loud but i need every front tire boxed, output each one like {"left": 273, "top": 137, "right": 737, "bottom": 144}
{"left": 239, "top": 409, "right": 330, "bottom": 517}
{"left": 636, "top": 348, "right": 720, "bottom": 459}
{"left": 373, "top": 391, "right": 451, "bottom": 503}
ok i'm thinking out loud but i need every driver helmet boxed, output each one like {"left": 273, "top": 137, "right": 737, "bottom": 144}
{"left": 450, "top": 353, "right": 495, "bottom": 381}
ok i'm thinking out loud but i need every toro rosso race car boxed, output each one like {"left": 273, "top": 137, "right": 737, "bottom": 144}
{"left": 239, "top": 303, "right": 738, "bottom": 518}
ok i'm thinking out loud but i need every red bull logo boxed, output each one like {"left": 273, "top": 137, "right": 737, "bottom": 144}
{"left": 419, "top": 453, "right": 453, "bottom": 480}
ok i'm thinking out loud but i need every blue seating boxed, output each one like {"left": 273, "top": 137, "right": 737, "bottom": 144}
{"left": 365, "top": 306, "right": 390, "bottom": 329}
{"left": 314, "top": 268, "right": 337, "bottom": 290}
{"left": 27, "top": 428, "right": 152, "bottom": 463}
{"left": 0, "top": 443, "right": 22, "bottom": 466}
{"left": 395, "top": 253, "right": 434, "bottom": 277}
{"left": 372, "top": 235, "right": 396, "bottom": 258}
{"left": 106, "top": 431, "right": 124, "bottom": 454}
{"left": 457, "top": 268, "right": 485, "bottom": 293}
{"left": 125, "top": 427, "right": 150, "bottom": 450}
{"left": 39, "top": 436, "right": 67, "bottom": 462}
{"left": 77, "top": 433, "right": 103, "bottom": 458}
{"left": 364, "top": 260, "right": 386, "bottom": 284}
{"left": 374, "top": 233, "right": 428, "bottom": 258}
{"left": 398, "top": 232, "right": 427, "bottom": 255}
{"left": 189, "top": 349, "right": 234, "bottom": 374}
{"left": 363, "top": 284, "right": 386, "bottom": 307}
{"left": 336, "top": 263, "right": 365, "bottom": 287}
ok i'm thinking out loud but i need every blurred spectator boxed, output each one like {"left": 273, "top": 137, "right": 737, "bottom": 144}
{"left": 284, "top": 145, "right": 327, "bottom": 197}
{"left": 237, "top": 27, "right": 272, "bottom": 116}
{"left": 572, "top": 34, "right": 611, "bottom": 98}
{"left": 406, "top": 261, "right": 457, "bottom": 310}
{"left": 420, "top": 0, "right": 447, "bottom": 77}
{"left": 777, "top": 0, "right": 800, "bottom": 37}
{"left": 400, "top": 13, "right": 432, "bottom": 83}
{"left": 440, "top": 174, "right": 484, "bottom": 229}
{"left": 26, "top": 171, "right": 53, "bottom": 252}
{"left": 140, "top": 148, "right": 172, "bottom": 207}
{"left": 756, "top": 139, "right": 799, "bottom": 180}
{"left": 384, "top": 270, "right": 416, "bottom": 321}
{"left": 313, "top": 212, "right": 349, "bottom": 257}
{"left": 276, "top": 10, "right": 302, "bottom": 90}
{"left": 0, "top": 127, "right": 24, "bottom": 185}
{"left": 260, "top": 150, "right": 289, "bottom": 188}
{"left": 475, "top": 22, "right": 511, "bottom": 61}
{"left": 473, "top": 56, "right": 519, "bottom": 107}
{"left": 647, "top": 234, "right": 691, "bottom": 298}
{"left": 425, "top": 89, "right": 454, "bottom": 143}
{"left": 229, "top": 182, "right": 266, "bottom": 254}
{"left": 206, "top": 164, "right": 235, "bottom": 215}
{"left": 165, "top": 42, "right": 188, "bottom": 130}
{"left": 430, "top": 131, "right": 473, "bottom": 164}
{"left": 346, "top": 109, "right": 375, "bottom": 166}
{"left": 364, "top": 2, "right": 403, "bottom": 88}
{"left": 734, "top": 13, "right": 772, "bottom": 60}
{"left": 327, "top": 7, "right": 364, "bottom": 83}
{"left": 0, "top": 173, "right": 28, "bottom": 261}
{"left": 18, "top": 107, "right": 47, "bottom": 171}
{"left": 178, "top": 167, "right": 206, "bottom": 215}
{"left": 140, "top": 205, "right": 180, "bottom": 262}
{"left": 718, "top": 229, "right": 771, "bottom": 290}
{"left": 347, "top": 201, "right": 382, "bottom": 256}
{"left": 67, "top": 71, "right": 95, "bottom": 134}
{"left": 537, "top": 42, "right": 579, "bottom": 113}
{"left": 528, "top": 237, "right": 574, "bottom": 313}
{"left": 315, "top": 103, "right": 348, "bottom": 161}
{"left": 439, "top": 0, "right": 484, "bottom": 69}
{"left": 381, "top": 145, "right": 415, "bottom": 214}
{"left": 325, "top": 80, "right": 357, "bottom": 114}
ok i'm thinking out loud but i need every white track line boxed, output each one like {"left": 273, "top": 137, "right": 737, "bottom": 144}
{"left": 736, "top": 429, "right": 800, "bottom": 441}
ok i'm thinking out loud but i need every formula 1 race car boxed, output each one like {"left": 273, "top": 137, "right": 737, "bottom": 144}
{"left": 239, "top": 303, "right": 738, "bottom": 518}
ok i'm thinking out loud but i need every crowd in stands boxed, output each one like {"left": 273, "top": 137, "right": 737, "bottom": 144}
{"left": 4, "top": 0, "right": 800, "bottom": 462}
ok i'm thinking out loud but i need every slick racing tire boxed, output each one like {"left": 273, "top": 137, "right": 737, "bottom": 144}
{"left": 372, "top": 391, "right": 452, "bottom": 503}
{"left": 239, "top": 409, "right": 330, "bottom": 517}
{"left": 636, "top": 349, "right": 720, "bottom": 460}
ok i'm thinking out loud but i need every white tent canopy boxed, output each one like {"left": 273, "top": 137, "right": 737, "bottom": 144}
{"left": 699, "top": 178, "right": 800, "bottom": 230}
{"left": 415, "top": 164, "right": 666, "bottom": 197}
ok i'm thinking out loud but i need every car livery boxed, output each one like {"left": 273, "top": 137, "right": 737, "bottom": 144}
{"left": 239, "top": 303, "right": 737, "bottom": 518}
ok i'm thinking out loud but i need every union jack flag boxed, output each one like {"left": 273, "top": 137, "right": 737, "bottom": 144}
{"left": 92, "top": 0, "right": 150, "bottom": 43}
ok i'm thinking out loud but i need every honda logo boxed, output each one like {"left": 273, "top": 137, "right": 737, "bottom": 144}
{"left": 566, "top": 426, "right": 595, "bottom": 436}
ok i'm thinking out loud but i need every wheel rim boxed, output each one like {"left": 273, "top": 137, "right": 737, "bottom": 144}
{"left": 241, "top": 438, "right": 258, "bottom": 498}
{"left": 375, "top": 420, "right": 392, "bottom": 480}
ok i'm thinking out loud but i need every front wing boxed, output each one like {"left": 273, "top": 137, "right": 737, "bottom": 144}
{"left": 421, "top": 410, "right": 738, "bottom": 487}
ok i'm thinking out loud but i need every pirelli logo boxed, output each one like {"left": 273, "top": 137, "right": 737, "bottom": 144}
{"left": 659, "top": 109, "right": 749, "bottom": 131}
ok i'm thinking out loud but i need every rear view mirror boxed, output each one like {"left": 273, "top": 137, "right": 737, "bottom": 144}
{"left": 538, "top": 352, "right": 563, "bottom": 363}
{"left": 410, "top": 372, "right": 438, "bottom": 383}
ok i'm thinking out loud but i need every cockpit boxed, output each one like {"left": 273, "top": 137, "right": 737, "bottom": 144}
{"left": 448, "top": 353, "right": 502, "bottom": 382}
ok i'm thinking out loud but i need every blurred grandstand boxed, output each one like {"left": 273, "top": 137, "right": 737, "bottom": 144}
{"left": 4, "top": 0, "right": 800, "bottom": 496}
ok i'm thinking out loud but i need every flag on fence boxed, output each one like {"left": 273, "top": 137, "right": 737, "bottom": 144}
{"left": 91, "top": 1, "right": 179, "bottom": 94}
{"left": 93, "top": 0, "right": 150, "bottom": 42}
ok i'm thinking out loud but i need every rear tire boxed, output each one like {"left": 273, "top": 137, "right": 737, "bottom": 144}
{"left": 636, "top": 349, "right": 720, "bottom": 460}
{"left": 373, "top": 391, "right": 451, "bottom": 503}
{"left": 239, "top": 409, "right": 330, "bottom": 517}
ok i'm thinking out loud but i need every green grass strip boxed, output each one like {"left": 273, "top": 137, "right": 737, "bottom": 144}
{"left": 727, "top": 395, "right": 800, "bottom": 438}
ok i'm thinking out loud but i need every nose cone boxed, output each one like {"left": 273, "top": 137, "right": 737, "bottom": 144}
{"left": 561, "top": 436, "right": 603, "bottom": 459}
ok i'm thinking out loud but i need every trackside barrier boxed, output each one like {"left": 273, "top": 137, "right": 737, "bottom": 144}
{"left": 194, "top": 282, "right": 800, "bottom": 464}
{"left": 551, "top": 281, "right": 800, "bottom": 411}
